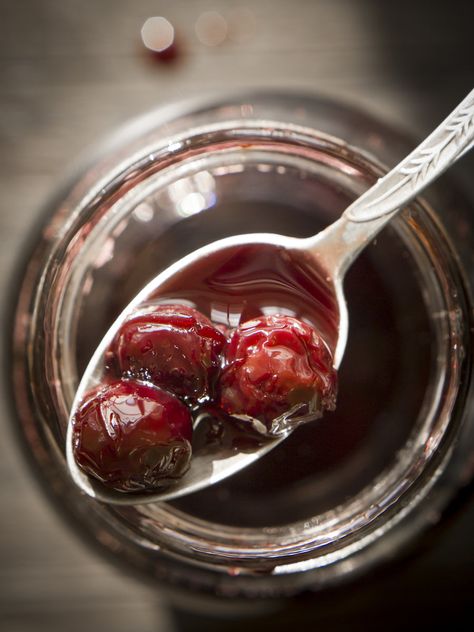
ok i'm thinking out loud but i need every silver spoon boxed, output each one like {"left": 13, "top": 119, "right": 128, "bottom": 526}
{"left": 66, "top": 89, "right": 474, "bottom": 505}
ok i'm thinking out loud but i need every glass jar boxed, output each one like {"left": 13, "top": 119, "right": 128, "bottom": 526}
{"left": 10, "top": 92, "right": 474, "bottom": 604}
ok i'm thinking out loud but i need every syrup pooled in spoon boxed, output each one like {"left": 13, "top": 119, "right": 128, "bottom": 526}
{"left": 71, "top": 242, "right": 339, "bottom": 494}
{"left": 148, "top": 242, "right": 339, "bottom": 353}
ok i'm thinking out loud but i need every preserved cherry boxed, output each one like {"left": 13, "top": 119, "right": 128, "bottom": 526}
{"left": 110, "top": 303, "right": 226, "bottom": 404}
{"left": 72, "top": 379, "right": 193, "bottom": 492}
{"left": 218, "top": 314, "right": 337, "bottom": 431}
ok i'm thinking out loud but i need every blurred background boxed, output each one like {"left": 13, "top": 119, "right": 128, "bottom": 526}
{"left": 1, "top": 1, "right": 473, "bottom": 630}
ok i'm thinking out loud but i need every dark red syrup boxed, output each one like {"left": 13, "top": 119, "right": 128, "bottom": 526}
{"left": 148, "top": 242, "right": 339, "bottom": 354}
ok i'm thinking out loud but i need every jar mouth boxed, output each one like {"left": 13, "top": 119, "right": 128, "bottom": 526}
{"left": 12, "top": 98, "right": 473, "bottom": 592}
{"left": 98, "top": 138, "right": 464, "bottom": 573}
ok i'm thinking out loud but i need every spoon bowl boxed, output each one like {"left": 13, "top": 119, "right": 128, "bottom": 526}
{"left": 67, "top": 89, "right": 474, "bottom": 504}
{"left": 65, "top": 232, "right": 342, "bottom": 505}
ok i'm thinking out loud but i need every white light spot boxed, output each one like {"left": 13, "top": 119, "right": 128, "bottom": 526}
{"left": 212, "top": 164, "right": 244, "bottom": 176}
{"left": 194, "top": 169, "right": 215, "bottom": 191}
{"left": 167, "top": 141, "right": 183, "bottom": 153}
{"left": 133, "top": 202, "right": 154, "bottom": 223}
{"left": 179, "top": 192, "right": 206, "bottom": 217}
{"left": 261, "top": 306, "right": 296, "bottom": 317}
{"left": 195, "top": 11, "right": 228, "bottom": 47}
{"left": 227, "top": 306, "right": 243, "bottom": 328}
{"left": 141, "top": 17, "right": 175, "bottom": 53}
{"left": 82, "top": 275, "right": 93, "bottom": 296}
{"left": 94, "top": 237, "right": 115, "bottom": 268}
{"left": 167, "top": 171, "right": 217, "bottom": 217}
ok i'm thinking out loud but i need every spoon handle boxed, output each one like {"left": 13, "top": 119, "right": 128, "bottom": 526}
{"left": 308, "top": 89, "right": 474, "bottom": 275}
{"left": 346, "top": 89, "right": 474, "bottom": 223}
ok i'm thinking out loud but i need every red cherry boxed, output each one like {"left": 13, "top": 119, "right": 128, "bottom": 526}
{"left": 72, "top": 379, "right": 193, "bottom": 492}
{"left": 218, "top": 315, "right": 337, "bottom": 430}
{"left": 110, "top": 304, "right": 226, "bottom": 404}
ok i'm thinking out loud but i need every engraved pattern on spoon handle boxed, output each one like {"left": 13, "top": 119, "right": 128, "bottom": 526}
{"left": 345, "top": 89, "right": 474, "bottom": 223}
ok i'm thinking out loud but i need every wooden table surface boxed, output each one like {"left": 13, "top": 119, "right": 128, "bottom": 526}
{"left": 1, "top": 1, "right": 473, "bottom": 631}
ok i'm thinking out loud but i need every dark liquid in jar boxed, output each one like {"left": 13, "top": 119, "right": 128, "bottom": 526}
{"left": 76, "top": 181, "right": 433, "bottom": 527}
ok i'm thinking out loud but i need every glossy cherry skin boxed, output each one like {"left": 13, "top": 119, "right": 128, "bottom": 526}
{"left": 110, "top": 304, "right": 226, "bottom": 404}
{"left": 218, "top": 314, "right": 337, "bottom": 430}
{"left": 72, "top": 379, "right": 193, "bottom": 492}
